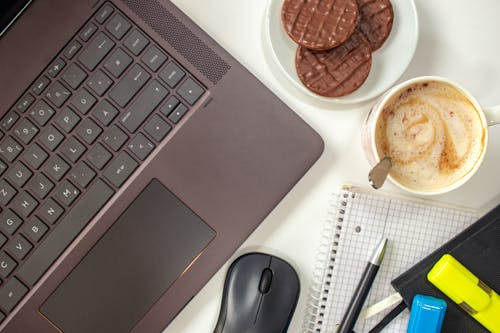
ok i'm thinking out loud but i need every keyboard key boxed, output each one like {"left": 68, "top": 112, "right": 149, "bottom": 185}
{"left": 103, "top": 125, "right": 128, "bottom": 152}
{"left": 0, "top": 159, "right": 6, "bottom": 176}
{"left": 16, "top": 93, "right": 35, "bottom": 113}
{"left": 141, "top": 46, "right": 167, "bottom": 72}
{"left": 7, "top": 234, "right": 33, "bottom": 260}
{"left": 40, "top": 125, "right": 64, "bottom": 151}
{"left": 31, "top": 75, "right": 50, "bottom": 95}
{"left": 28, "top": 173, "right": 54, "bottom": 200}
{"left": 13, "top": 118, "right": 39, "bottom": 144}
{"left": 76, "top": 118, "right": 102, "bottom": 144}
{"left": 128, "top": 133, "right": 155, "bottom": 161}
{"left": 109, "top": 64, "right": 150, "bottom": 107}
{"left": 0, "top": 252, "right": 17, "bottom": 279}
{"left": 95, "top": 4, "right": 114, "bottom": 24}
{"left": 44, "top": 155, "right": 70, "bottom": 181}
{"left": 103, "top": 151, "right": 138, "bottom": 187}
{"left": 60, "top": 136, "right": 86, "bottom": 163}
{"left": 56, "top": 106, "right": 81, "bottom": 133}
{"left": 120, "top": 79, "right": 168, "bottom": 133}
{"left": 124, "top": 29, "right": 149, "bottom": 55}
{"left": 177, "top": 77, "right": 205, "bottom": 105}
{"left": 168, "top": 103, "right": 189, "bottom": 124}
{"left": 0, "top": 278, "right": 28, "bottom": 312}
{"left": 0, "top": 209, "right": 23, "bottom": 235}
{"left": 38, "top": 198, "right": 64, "bottom": 225}
{"left": 60, "top": 135, "right": 86, "bottom": 164}
{"left": 92, "top": 99, "right": 118, "bottom": 126}
{"left": 0, "top": 180, "right": 17, "bottom": 206}
{"left": 106, "top": 13, "right": 131, "bottom": 39}
{"left": 0, "top": 136, "right": 23, "bottom": 162}
{"left": 62, "top": 63, "right": 88, "bottom": 90}
{"left": 23, "top": 216, "right": 48, "bottom": 242}
{"left": 11, "top": 191, "right": 38, "bottom": 217}
{"left": 1, "top": 111, "right": 19, "bottom": 130}
{"left": 79, "top": 21, "right": 98, "bottom": 42}
{"left": 0, "top": 233, "right": 6, "bottom": 247}
{"left": 71, "top": 89, "right": 96, "bottom": 115}
{"left": 63, "top": 40, "right": 82, "bottom": 60}
{"left": 144, "top": 114, "right": 171, "bottom": 142}
{"left": 159, "top": 61, "right": 185, "bottom": 88}
{"left": 87, "top": 143, "right": 112, "bottom": 170}
{"left": 18, "top": 179, "right": 114, "bottom": 286}
{"left": 22, "top": 143, "right": 48, "bottom": 170}
{"left": 79, "top": 32, "right": 115, "bottom": 71}
{"left": 7, "top": 161, "right": 32, "bottom": 187}
{"left": 87, "top": 70, "right": 113, "bottom": 96}
{"left": 55, "top": 180, "right": 80, "bottom": 207}
{"left": 47, "top": 58, "right": 66, "bottom": 78}
{"left": 104, "top": 48, "right": 132, "bottom": 78}
{"left": 69, "top": 161, "right": 96, "bottom": 188}
{"left": 160, "top": 96, "right": 180, "bottom": 116}
{"left": 44, "top": 81, "right": 71, "bottom": 108}
{"left": 29, "top": 100, "right": 55, "bottom": 126}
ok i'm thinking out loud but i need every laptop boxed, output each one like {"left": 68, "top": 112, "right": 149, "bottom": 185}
{"left": 0, "top": 0, "right": 323, "bottom": 332}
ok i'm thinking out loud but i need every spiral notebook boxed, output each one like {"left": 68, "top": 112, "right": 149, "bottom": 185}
{"left": 304, "top": 185, "right": 479, "bottom": 333}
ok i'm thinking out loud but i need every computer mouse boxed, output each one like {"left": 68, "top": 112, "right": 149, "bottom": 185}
{"left": 213, "top": 252, "right": 300, "bottom": 333}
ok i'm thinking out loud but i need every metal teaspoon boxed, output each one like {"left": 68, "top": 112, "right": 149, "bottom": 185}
{"left": 368, "top": 157, "right": 392, "bottom": 189}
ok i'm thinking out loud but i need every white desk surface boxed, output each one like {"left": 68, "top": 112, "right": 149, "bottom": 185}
{"left": 164, "top": 0, "right": 500, "bottom": 332}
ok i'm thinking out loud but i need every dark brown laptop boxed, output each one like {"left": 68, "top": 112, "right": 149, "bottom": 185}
{"left": 0, "top": 0, "right": 323, "bottom": 332}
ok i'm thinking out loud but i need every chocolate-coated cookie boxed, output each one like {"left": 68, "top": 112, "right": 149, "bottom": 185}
{"left": 356, "top": 0, "right": 394, "bottom": 51}
{"left": 282, "top": 0, "right": 359, "bottom": 51}
{"left": 295, "top": 31, "right": 372, "bottom": 97}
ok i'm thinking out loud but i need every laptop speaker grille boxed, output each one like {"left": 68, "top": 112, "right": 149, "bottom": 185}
{"left": 121, "top": 0, "right": 231, "bottom": 85}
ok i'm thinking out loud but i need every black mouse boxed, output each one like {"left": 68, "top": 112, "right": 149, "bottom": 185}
{"left": 213, "top": 252, "right": 300, "bottom": 333}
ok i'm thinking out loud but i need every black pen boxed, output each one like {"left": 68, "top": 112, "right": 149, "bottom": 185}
{"left": 337, "top": 238, "right": 388, "bottom": 333}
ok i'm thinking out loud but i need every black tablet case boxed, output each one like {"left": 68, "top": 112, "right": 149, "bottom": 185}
{"left": 391, "top": 203, "right": 500, "bottom": 333}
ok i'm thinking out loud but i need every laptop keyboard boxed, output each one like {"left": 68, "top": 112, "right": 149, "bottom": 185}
{"left": 0, "top": 2, "right": 205, "bottom": 321}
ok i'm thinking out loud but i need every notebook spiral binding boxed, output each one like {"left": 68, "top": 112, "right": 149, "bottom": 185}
{"left": 303, "top": 187, "right": 354, "bottom": 333}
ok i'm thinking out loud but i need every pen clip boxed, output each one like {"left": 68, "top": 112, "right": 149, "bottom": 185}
{"left": 459, "top": 301, "right": 477, "bottom": 315}
{"left": 447, "top": 275, "right": 492, "bottom": 312}
{"left": 459, "top": 279, "right": 493, "bottom": 315}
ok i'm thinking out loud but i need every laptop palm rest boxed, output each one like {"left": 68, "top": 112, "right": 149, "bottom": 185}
{"left": 40, "top": 179, "right": 216, "bottom": 333}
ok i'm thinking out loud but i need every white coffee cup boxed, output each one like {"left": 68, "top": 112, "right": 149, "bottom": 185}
{"left": 362, "top": 76, "right": 500, "bottom": 195}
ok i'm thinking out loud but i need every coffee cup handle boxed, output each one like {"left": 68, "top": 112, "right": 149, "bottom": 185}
{"left": 483, "top": 105, "right": 500, "bottom": 126}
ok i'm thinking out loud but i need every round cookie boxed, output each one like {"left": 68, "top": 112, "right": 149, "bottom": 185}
{"left": 282, "top": 0, "right": 359, "bottom": 51}
{"left": 295, "top": 31, "right": 372, "bottom": 97}
{"left": 356, "top": 0, "right": 394, "bottom": 51}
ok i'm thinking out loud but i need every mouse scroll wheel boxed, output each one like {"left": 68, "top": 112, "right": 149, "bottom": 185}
{"left": 259, "top": 268, "right": 273, "bottom": 294}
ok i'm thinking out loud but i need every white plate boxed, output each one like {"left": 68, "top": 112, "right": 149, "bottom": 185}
{"left": 265, "top": 0, "right": 419, "bottom": 104}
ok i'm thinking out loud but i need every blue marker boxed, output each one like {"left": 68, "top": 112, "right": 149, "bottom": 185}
{"left": 407, "top": 294, "right": 447, "bottom": 333}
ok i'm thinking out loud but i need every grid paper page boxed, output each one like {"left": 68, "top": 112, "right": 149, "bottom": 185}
{"left": 319, "top": 188, "right": 477, "bottom": 333}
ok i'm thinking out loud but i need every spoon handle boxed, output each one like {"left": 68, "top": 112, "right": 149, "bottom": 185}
{"left": 369, "top": 157, "right": 392, "bottom": 189}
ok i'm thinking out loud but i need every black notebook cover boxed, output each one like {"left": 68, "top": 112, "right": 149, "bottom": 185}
{"left": 391, "top": 203, "right": 500, "bottom": 333}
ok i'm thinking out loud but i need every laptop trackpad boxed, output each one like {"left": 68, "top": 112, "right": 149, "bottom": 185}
{"left": 40, "top": 179, "right": 216, "bottom": 333}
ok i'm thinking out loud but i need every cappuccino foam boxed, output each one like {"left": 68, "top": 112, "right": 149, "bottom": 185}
{"left": 375, "top": 81, "right": 486, "bottom": 191}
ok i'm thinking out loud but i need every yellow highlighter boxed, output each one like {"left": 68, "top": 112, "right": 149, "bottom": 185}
{"left": 427, "top": 254, "right": 500, "bottom": 333}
